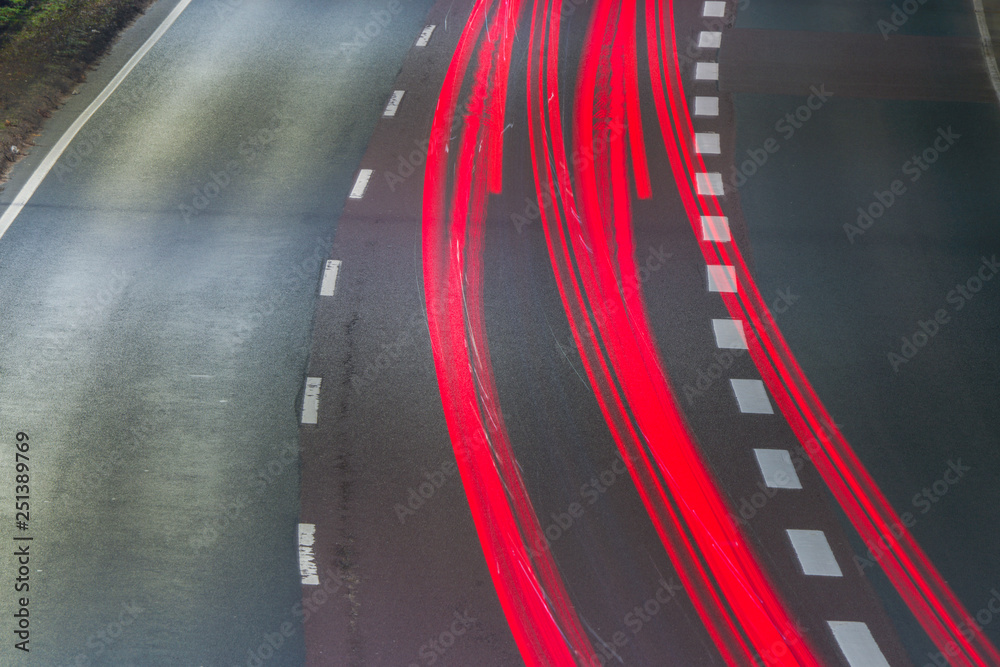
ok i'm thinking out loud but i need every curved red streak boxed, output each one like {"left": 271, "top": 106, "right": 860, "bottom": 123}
{"left": 527, "top": 0, "right": 824, "bottom": 664}
{"left": 645, "top": 0, "right": 1000, "bottom": 664}
{"left": 528, "top": 7, "right": 751, "bottom": 664}
{"left": 422, "top": 1, "right": 599, "bottom": 665}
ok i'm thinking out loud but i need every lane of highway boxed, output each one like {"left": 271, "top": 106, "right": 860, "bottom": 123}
{"left": 0, "top": 0, "right": 434, "bottom": 663}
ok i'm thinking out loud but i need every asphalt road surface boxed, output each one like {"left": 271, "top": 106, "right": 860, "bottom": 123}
{"left": 1, "top": 0, "right": 999, "bottom": 665}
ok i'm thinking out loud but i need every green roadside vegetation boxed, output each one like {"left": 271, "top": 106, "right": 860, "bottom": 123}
{"left": 0, "top": 0, "right": 156, "bottom": 184}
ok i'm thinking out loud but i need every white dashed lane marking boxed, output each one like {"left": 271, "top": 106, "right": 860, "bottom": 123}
{"left": 695, "top": 132, "right": 721, "bottom": 155}
{"left": 700, "top": 215, "right": 730, "bottom": 241}
{"left": 706, "top": 264, "right": 737, "bottom": 293}
{"left": 694, "top": 62, "right": 719, "bottom": 81}
{"left": 692, "top": 5, "right": 889, "bottom": 654}
{"left": 320, "top": 260, "right": 342, "bottom": 297}
{"left": 693, "top": 96, "right": 719, "bottom": 116}
{"left": 712, "top": 318, "right": 747, "bottom": 349}
{"left": 298, "top": 524, "right": 319, "bottom": 585}
{"left": 383, "top": 90, "right": 405, "bottom": 117}
{"left": 695, "top": 172, "right": 724, "bottom": 196}
{"left": 349, "top": 169, "right": 373, "bottom": 199}
{"left": 415, "top": 24, "right": 436, "bottom": 47}
{"left": 827, "top": 622, "right": 892, "bottom": 667}
{"left": 754, "top": 449, "right": 803, "bottom": 489}
{"left": 301, "top": 377, "right": 322, "bottom": 425}
{"left": 703, "top": 1, "right": 726, "bottom": 17}
{"left": 698, "top": 31, "right": 722, "bottom": 48}
{"left": 786, "top": 529, "right": 844, "bottom": 577}
{"left": 729, "top": 379, "right": 773, "bottom": 414}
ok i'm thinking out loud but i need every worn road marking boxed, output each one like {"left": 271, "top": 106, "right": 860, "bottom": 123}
{"left": 349, "top": 169, "right": 373, "bottom": 199}
{"left": 320, "top": 260, "right": 342, "bottom": 296}
{"left": 415, "top": 25, "right": 436, "bottom": 47}
{"left": 384, "top": 90, "right": 405, "bottom": 117}
{"left": 298, "top": 523, "right": 319, "bottom": 586}
{"left": 302, "top": 377, "right": 322, "bottom": 425}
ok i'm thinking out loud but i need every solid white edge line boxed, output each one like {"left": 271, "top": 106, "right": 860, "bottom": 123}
{"left": 0, "top": 0, "right": 195, "bottom": 243}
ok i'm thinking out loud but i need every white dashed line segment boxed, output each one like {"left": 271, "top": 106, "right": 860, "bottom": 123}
{"left": 695, "top": 132, "right": 721, "bottom": 155}
{"left": 694, "top": 62, "right": 720, "bottom": 81}
{"left": 298, "top": 524, "right": 320, "bottom": 585}
{"left": 700, "top": 215, "right": 731, "bottom": 241}
{"left": 383, "top": 90, "right": 405, "bottom": 117}
{"left": 786, "top": 529, "right": 844, "bottom": 577}
{"left": 698, "top": 31, "right": 723, "bottom": 48}
{"left": 827, "top": 621, "right": 892, "bottom": 667}
{"left": 706, "top": 264, "right": 737, "bottom": 293}
{"left": 703, "top": 1, "right": 726, "bottom": 17}
{"left": 712, "top": 318, "right": 747, "bottom": 349}
{"left": 301, "top": 377, "right": 322, "bottom": 425}
{"left": 320, "top": 260, "right": 342, "bottom": 296}
{"left": 695, "top": 172, "right": 724, "bottom": 196}
{"left": 349, "top": 169, "right": 373, "bottom": 199}
{"left": 693, "top": 96, "right": 720, "bottom": 116}
{"left": 754, "top": 449, "right": 803, "bottom": 489}
{"left": 415, "top": 25, "right": 436, "bottom": 47}
{"left": 730, "top": 379, "right": 774, "bottom": 414}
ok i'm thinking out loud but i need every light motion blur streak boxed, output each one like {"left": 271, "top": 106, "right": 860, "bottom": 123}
{"left": 528, "top": 0, "right": 821, "bottom": 664}
{"left": 646, "top": 0, "right": 1000, "bottom": 665}
{"left": 426, "top": 0, "right": 1000, "bottom": 664}
{"left": 421, "top": 0, "right": 599, "bottom": 664}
